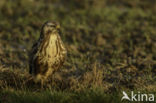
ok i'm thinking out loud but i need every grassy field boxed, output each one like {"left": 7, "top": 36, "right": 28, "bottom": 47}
{"left": 0, "top": 0, "right": 156, "bottom": 103}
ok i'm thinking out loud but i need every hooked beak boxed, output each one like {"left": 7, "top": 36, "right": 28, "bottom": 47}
{"left": 56, "top": 24, "right": 60, "bottom": 29}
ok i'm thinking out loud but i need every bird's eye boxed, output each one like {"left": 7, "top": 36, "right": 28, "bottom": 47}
{"left": 47, "top": 24, "right": 56, "bottom": 27}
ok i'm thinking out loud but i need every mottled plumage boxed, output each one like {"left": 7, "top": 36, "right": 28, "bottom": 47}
{"left": 29, "top": 21, "right": 67, "bottom": 86}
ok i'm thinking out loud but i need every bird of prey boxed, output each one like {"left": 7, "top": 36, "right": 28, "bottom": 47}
{"left": 29, "top": 21, "right": 67, "bottom": 87}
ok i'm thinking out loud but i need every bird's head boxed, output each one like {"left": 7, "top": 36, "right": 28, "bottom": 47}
{"left": 41, "top": 21, "right": 60, "bottom": 37}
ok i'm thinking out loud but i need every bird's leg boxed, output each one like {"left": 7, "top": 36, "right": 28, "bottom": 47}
{"left": 41, "top": 79, "right": 44, "bottom": 89}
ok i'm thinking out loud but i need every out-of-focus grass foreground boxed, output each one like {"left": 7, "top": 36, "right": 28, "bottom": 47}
{"left": 0, "top": 0, "right": 156, "bottom": 103}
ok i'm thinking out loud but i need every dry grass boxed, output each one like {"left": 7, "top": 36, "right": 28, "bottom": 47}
{"left": 0, "top": 63, "right": 112, "bottom": 91}
{"left": 0, "top": 66, "right": 31, "bottom": 89}
{"left": 0, "top": 61, "right": 155, "bottom": 92}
